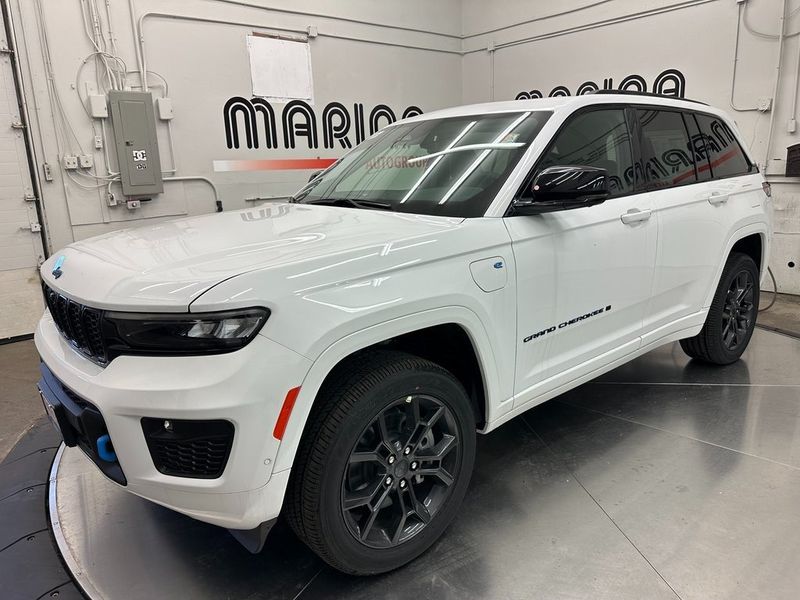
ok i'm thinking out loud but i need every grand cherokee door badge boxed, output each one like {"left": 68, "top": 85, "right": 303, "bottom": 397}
{"left": 524, "top": 305, "right": 612, "bottom": 343}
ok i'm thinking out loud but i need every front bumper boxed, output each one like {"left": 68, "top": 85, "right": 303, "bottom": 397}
{"left": 35, "top": 312, "right": 311, "bottom": 529}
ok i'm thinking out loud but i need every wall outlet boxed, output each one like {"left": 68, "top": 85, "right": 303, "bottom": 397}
{"left": 79, "top": 155, "right": 93, "bottom": 169}
{"left": 94, "top": 135, "right": 103, "bottom": 149}
{"left": 757, "top": 97, "right": 773, "bottom": 112}
{"left": 62, "top": 155, "right": 78, "bottom": 170}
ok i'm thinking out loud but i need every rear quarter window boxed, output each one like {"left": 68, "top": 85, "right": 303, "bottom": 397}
{"left": 694, "top": 113, "right": 754, "bottom": 178}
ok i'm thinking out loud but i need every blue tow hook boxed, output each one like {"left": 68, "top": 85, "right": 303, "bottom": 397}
{"left": 96, "top": 434, "right": 117, "bottom": 462}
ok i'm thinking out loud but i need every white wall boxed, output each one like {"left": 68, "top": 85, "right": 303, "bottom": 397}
{"left": 7, "top": 0, "right": 800, "bottom": 297}
{"left": 10, "top": 0, "right": 463, "bottom": 254}
{"left": 461, "top": 0, "right": 800, "bottom": 293}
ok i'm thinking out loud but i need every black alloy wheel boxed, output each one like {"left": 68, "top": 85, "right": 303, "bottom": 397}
{"left": 341, "top": 394, "right": 460, "bottom": 548}
{"left": 721, "top": 269, "right": 755, "bottom": 351}
{"left": 285, "top": 350, "right": 476, "bottom": 575}
{"left": 680, "top": 252, "right": 760, "bottom": 365}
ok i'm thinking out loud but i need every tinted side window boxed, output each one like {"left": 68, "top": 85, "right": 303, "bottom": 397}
{"left": 537, "top": 109, "right": 633, "bottom": 197}
{"left": 637, "top": 109, "right": 696, "bottom": 189}
{"left": 694, "top": 113, "right": 753, "bottom": 178}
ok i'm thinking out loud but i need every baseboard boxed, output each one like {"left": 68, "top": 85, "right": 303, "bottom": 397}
{"left": 0, "top": 332, "right": 34, "bottom": 346}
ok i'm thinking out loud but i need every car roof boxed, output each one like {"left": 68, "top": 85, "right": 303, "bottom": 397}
{"left": 399, "top": 94, "right": 730, "bottom": 124}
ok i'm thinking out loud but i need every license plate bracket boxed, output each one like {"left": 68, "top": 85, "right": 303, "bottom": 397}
{"left": 37, "top": 384, "right": 76, "bottom": 446}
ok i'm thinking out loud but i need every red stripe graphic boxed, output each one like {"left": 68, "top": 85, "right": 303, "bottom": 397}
{"left": 671, "top": 147, "right": 740, "bottom": 185}
{"left": 213, "top": 158, "right": 338, "bottom": 172}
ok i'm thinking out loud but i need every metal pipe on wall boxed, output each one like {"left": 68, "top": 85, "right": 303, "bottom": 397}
{"left": 129, "top": 0, "right": 464, "bottom": 91}
{"left": 465, "top": 0, "right": 719, "bottom": 54}
{"left": 731, "top": 1, "right": 762, "bottom": 112}
{"left": 463, "top": 0, "right": 618, "bottom": 39}
{"left": 763, "top": 0, "right": 788, "bottom": 171}
{"left": 211, "top": 0, "right": 461, "bottom": 40}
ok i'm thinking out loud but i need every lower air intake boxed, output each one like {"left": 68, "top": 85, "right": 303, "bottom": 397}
{"left": 141, "top": 418, "right": 234, "bottom": 479}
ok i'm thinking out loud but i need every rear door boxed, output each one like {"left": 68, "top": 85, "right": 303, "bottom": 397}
{"left": 506, "top": 106, "right": 658, "bottom": 403}
{"left": 641, "top": 108, "right": 760, "bottom": 341}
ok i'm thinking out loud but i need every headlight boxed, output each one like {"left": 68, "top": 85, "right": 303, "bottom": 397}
{"left": 102, "top": 308, "right": 270, "bottom": 357}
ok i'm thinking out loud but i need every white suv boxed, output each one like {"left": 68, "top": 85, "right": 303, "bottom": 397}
{"left": 36, "top": 93, "right": 771, "bottom": 575}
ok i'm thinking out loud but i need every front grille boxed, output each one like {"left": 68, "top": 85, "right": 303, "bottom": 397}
{"left": 43, "top": 283, "right": 107, "bottom": 365}
{"left": 141, "top": 418, "right": 235, "bottom": 479}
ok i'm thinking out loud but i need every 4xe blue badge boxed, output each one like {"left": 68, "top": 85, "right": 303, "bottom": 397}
{"left": 52, "top": 255, "right": 65, "bottom": 279}
{"left": 493, "top": 261, "right": 504, "bottom": 269}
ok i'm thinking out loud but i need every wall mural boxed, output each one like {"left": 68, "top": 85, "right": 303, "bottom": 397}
{"left": 514, "top": 68, "right": 686, "bottom": 100}
{"left": 223, "top": 98, "right": 423, "bottom": 151}
{"left": 215, "top": 68, "right": 685, "bottom": 172}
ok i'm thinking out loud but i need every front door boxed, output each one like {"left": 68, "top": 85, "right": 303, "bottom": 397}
{"left": 506, "top": 107, "right": 657, "bottom": 405}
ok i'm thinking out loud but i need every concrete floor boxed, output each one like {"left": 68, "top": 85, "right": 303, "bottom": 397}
{"left": 0, "top": 340, "right": 43, "bottom": 461}
{"left": 49, "top": 328, "right": 800, "bottom": 599}
{"left": 0, "top": 300, "right": 798, "bottom": 598}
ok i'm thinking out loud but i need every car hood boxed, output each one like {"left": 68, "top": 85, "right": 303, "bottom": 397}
{"left": 40, "top": 203, "right": 465, "bottom": 311}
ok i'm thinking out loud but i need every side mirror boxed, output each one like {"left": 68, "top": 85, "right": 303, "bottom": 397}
{"left": 512, "top": 165, "right": 610, "bottom": 215}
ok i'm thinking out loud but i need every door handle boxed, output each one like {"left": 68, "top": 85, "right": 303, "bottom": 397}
{"left": 620, "top": 208, "right": 652, "bottom": 225}
{"left": 707, "top": 192, "right": 729, "bottom": 206}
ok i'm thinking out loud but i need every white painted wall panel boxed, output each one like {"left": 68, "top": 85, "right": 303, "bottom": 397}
{"left": 0, "top": 8, "right": 43, "bottom": 338}
{"left": 3, "top": 0, "right": 799, "bottom": 301}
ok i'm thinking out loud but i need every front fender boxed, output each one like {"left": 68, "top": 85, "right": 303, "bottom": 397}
{"left": 270, "top": 305, "right": 507, "bottom": 473}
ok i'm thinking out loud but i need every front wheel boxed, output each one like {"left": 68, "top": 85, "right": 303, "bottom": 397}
{"left": 285, "top": 350, "right": 476, "bottom": 575}
{"left": 680, "top": 252, "right": 760, "bottom": 365}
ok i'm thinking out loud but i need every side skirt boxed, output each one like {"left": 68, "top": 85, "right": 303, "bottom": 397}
{"left": 483, "top": 311, "right": 707, "bottom": 433}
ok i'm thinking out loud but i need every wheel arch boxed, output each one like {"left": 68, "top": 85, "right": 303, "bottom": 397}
{"left": 703, "top": 224, "right": 769, "bottom": 308}
{"left": 730, "top": 232, "right": 764, "bottom": 273}
{"left": 272, "top": 307, "right": 499, "bottom": 473}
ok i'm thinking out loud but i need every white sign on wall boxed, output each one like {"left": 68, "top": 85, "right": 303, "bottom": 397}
{"left": 247, "top": 34, "right": 314, "bottom": 104}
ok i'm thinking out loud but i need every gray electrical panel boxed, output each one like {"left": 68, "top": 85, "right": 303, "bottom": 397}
{"left": 108, "top": 91, "right": 163, "bottom": 197}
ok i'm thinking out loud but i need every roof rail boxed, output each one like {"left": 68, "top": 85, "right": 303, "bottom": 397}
{"left": 588, "top": 90, "right": 708, "bottom": 106}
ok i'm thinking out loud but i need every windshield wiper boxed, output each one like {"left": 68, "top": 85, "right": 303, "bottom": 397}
{"left": 407, "top": 142, "right": 527, "bottom": 165}
{"left": 304, "top": 198, "right": 394, "bottom": 211}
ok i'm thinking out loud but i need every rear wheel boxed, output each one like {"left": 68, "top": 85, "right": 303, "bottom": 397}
{"left": 285, "top": 350, "right": 476, "bottom": 575}
{"left": 680, "top": 252, "right": 759, "bottom": 364}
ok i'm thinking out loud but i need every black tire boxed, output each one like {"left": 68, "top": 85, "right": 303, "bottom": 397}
{"left": 285, "top": 350, "right": 476, "bottom": 575}
{"left": 680, "top": 252, "right": 759, "bottom": 365}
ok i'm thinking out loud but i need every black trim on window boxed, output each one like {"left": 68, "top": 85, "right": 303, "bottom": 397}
{"left": 686, "top": 112, "right": 714, "bottom": 181}
{"left": 680, "top": 113, "right": 701, "bottom": 183}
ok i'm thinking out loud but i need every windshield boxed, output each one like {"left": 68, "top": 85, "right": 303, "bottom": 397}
{"left": 293, "top": 111, "right": 552, "bottom": 218}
